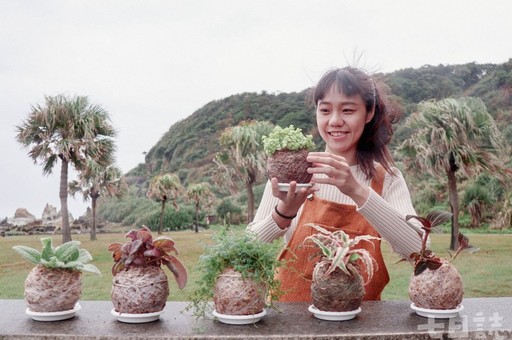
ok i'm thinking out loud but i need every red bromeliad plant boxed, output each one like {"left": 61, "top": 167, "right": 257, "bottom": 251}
{"left": 406, "top": 211, "right": 469, "bottom": 310}
{"left": 108, "top": 226, "right": 187, "bottom": 314}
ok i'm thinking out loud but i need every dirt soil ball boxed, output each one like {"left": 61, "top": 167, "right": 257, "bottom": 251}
{"left": 408, "top": 259, "right": 463, "bottom": 310}
{"left": 267, "top": 149, "right": 312, "bottom": 183}
{"left": 213, "top": 268, "right": 266, "bottom": 315}
{"left": 311, "top": 262, "right": 364, "bottom": 312}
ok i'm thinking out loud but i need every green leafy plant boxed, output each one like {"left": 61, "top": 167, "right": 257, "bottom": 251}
{"left": 188, "top": 227, "right": 283, "bottom": 317}
{"left": 262, "top": 125, "right": 315, "bottom": 155}
{"left": 108, "top": 225, "right": 187, "bottom": 288}
{"left": 13, "top": 238, "right": 101, "bottom": 275}
{"left": 304, "top": 224, "right": 379, "bottom": 283}
{"left": 13, "top": 237, "right": 101, "bottom": 313}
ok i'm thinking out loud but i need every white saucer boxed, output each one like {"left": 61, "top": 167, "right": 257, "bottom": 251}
{"left": 278, "top": 183, "right": 313, "bottom": 192}
{"left": 410, "top": 303, "right": 464, "bottom": 318}
{"left": 212, "top": 309, "right": 267, "bottom": 325}
{"left": 26, "top": 302, "right": 81, "bottom": 321}
{"left": 308, "top": 305, "right": 361, "bottom": 321}
{"left": 111, "top": 309, "right": 164, "bottom": 323}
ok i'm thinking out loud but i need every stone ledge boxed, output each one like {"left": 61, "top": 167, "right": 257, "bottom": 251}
{"left": 1, "top": 298, "right": 510, "bottom": 339}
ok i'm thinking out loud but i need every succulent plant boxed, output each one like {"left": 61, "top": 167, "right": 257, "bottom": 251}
{"left": 13, "top": 238, "right": 100, "bottom": 312}
{"left": 304, "top": 224, "right": 380, "bottom": 312}
{"left": 14, "top": 238, "right": 101, "bottom": 273}
{"left": 262, "top": 125, "right": 315, "bottom": 156}
{"left": 406, "top": 211, "right": 468, "bottom": 310}
{"left": 108, "top": 225, "right": 187, "bottom": 314}
{"left": 262, "top": 125, "right": 316, "bottom": 183}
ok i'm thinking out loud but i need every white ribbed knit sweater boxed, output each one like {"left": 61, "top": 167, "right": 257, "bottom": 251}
{"left": 246, "top": 165, "right": 424, "bottom": 260}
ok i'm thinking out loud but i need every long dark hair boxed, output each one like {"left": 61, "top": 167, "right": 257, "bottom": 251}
{"left": 312, "top": 67, "right": 400, "bottom": 179}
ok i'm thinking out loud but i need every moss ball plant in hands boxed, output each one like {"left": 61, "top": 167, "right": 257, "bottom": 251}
{"left": 406, "top": 211, "right": 469, "bottom": 310}
{"left": 262, "top": 125, "right": 315, "bottom": 183}
{"left": 262, "top": 125, "right": 315, "bottom": 155}
{"left": 188, "top": 227, "right": 283, "bottom": 317}
{"left": 304, "top": 224, "right": 380, "bottom": 312}
{"left": 13, "top": 238, "right": 101, "bottom": 313}
{"left": 108, "top": 225, "right": 187, "bottom": 314}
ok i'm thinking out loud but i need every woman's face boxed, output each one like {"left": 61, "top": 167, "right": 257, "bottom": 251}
{"left": 316, "top": 85, "right": 374, "bottom": 164}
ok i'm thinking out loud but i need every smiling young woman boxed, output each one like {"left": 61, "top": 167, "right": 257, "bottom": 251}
{"left": 315, "top": 83, "right": 374, "bottom": 164}
{"left": 247, "top": 66, "right": 424, "bottom": 303}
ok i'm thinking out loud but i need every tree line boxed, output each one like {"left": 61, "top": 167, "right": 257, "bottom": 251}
{"left": 16, "top": 61, "right": 512, "bottom": 247}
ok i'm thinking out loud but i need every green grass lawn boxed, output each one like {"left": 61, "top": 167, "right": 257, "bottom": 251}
{"left": 382, "top": 232, "right": 512, "bottom": 300}
{"left": 1, "top": 227, "right": 511, "bottom": 301}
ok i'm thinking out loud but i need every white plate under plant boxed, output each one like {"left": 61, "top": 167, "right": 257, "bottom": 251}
{"left": 26, "top": 303, "right": 81, "bottom": 322}
{"left": 111, "top": 309, "right": 164, "bottom": 323}
{"left": 212, "top": 309, "right": 267, "bottom": 325}
{"left": 410, "top": 303, "right": 464, "bottom": 319}
{"left": 277, "top": 183, "right": 313, "bottom": 192}
{"left": 308, "top": 305, "right": 361, "bottom": 321}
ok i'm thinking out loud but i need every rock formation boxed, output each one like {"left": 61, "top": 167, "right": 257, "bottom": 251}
{"left": 42, "top": 204, "right": 60, "bottom": 223}
{"left": 10, "top": 208, "right": 36, "bottom": 226}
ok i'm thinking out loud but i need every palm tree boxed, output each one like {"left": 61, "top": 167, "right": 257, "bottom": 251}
{"left": 186, "top": 182, "right": 215, "bottom": 233}
{"left": 396, "top": 97, "right": 511, "bottom": 249}
{"left": 147, "top": 173, "right": 183, "bottom": 235}
{"left": 462, "top": 183, "right": 492, "bottom": 228}
{"left": 213, "top": 120, "right": 274, "bottom": 223}
{"left": 69, "top": 161, "right": 127, "bottom": 240}
{"left": 16, "top": 94, "right": 116, "bottom": 243}
{"left": 491, "top": 192, "right": 512, "bottom": 230}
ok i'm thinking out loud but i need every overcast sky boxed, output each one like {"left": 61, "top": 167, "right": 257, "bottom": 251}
{"left": 1, "top": 0, "right": 511, "bottom": 219}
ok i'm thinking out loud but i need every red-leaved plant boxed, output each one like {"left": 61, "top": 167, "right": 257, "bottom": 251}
{"left": 405, "top": 211, "right": 470, "bottom": 310}
{"left": 108, "top": 225, "right": 187, "bottom": 288}
{"left": 108, "top": 225, "right": 187, "bottom": 314}
{"left": 406, "top": 211, "right": 470, "bottom": 275}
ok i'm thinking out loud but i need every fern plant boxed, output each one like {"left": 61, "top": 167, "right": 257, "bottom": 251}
{"left": 188, "top": 227, "right": 283, "bottom": 316}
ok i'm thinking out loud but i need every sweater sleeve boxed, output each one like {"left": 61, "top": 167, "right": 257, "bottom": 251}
{"left": 356, "top": 168, "right": 424, "bottom": 259}
{"left": 246, "top": 180, "right": 291, "bottom": 243}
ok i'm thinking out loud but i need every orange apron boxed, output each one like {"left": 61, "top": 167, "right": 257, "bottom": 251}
{"left": 276, "top": 165, "right": 389, "bottom": 302}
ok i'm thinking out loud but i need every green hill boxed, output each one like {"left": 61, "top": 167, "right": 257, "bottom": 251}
{"left": 101, "top": 59, "right": 512, "bottom": 228}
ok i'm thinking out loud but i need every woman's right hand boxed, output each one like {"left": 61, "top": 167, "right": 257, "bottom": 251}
{"left": 270, "top": 178, "right": 317, "bottom": 225}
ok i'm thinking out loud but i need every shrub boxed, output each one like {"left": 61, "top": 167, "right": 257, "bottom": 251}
{"left": 216, "top": 199, "right": 243, "bottom": 225}
{"left": 143, "top": 207, "right": 194, "bottom": 231}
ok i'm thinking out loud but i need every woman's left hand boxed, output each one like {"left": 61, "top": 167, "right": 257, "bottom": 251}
{"left": 307, "top": 152, "right": 370, "bottom": 206}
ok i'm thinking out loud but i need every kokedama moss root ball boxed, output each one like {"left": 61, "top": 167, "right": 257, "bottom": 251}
{"left": 263, "top": 125, "right": 315, "bottom": 183}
